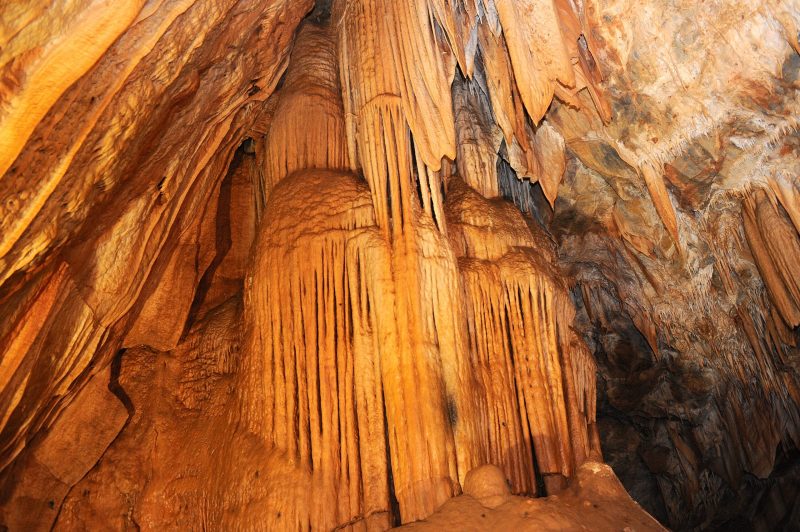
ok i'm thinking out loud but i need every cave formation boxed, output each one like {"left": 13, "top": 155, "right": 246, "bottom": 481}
{"left": 1, "top": 0, "right": 800, "bottom": 530}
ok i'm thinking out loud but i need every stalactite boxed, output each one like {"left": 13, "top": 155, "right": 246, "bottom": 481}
{"left": 768, "top": 173, "right": 800, "bottom": 234}
{"left": 743, "top": 185, "right": 800, "bottom": 327}
{"left": 475, "top": 0, "right": 610, "bottom": 129}
{"left": 641, "top": 161, "right": 681, "bottom": 247}
{"left": 245, "top": 14, "right": 473, "bottom": 524}
{"left": 338, "top": 0, "right": 449, "bottom": 237}
{"left": 337, "top": 4, "right": 490, "bottom": 522}
{"left": 385, "top": 0, "right": 458, "bottom": 170}
{"left": 492, "top": 0, "right": 575, "bottom": 123}
{"left": 475, "top": 20, "right": 520, "bottom": 146}
{"left": 498, "top": 155, "right": 538, "bottom": 216}
{"left": 566, "top": 331, "right": 599, "bottom": 465}
{"left": 227, "top": 5, "right": 611, "bottom": 524}
{"left": 533, "top": 122, "right": 567, "bottom": 207}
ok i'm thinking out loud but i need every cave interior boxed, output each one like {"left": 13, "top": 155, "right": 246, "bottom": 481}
{"left": 1, "top": 0, "right": 800, "bottom": 530}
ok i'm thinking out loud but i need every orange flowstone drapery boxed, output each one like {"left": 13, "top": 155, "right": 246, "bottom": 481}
{"left": 233, "top": 12, "right": 601, "bottom": 528}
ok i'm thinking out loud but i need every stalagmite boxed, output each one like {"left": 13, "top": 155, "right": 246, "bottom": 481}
{"left": 262, "top": 24, "right": 350, "bottom": 194}
{"left": 233, "top": 2, "right": 613, "bottom": 525}
{"left": 243, "top": 168, "right": 393, "bottom": 529}
{"left": 447, "top": 178, "right": 598, "bottom": 494}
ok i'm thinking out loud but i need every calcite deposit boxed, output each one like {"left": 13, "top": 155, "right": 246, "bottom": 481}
{"left": 1, "top": 0, "right": 799, "bottom": 530}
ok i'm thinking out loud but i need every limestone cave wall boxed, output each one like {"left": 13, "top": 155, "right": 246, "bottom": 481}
{"left": 0, "top": 0, "right": 799, "bottom": 530}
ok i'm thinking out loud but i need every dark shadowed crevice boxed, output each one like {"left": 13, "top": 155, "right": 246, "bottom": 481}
{"left": 180, "top": 141, "right": 243, "bottom": 338}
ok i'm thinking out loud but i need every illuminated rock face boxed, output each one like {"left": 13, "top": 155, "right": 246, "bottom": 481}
{"left": 0, "top": 0, "right": 798, "bottom": 530}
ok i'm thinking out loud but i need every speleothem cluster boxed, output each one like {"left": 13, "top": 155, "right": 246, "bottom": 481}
{"left": 1, "top": 0, "right": 799, "bottom": 529}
